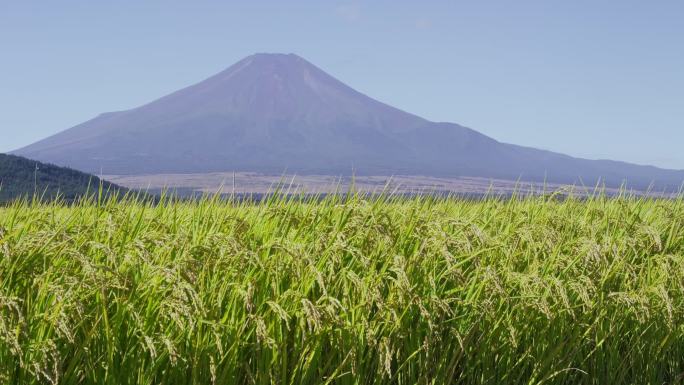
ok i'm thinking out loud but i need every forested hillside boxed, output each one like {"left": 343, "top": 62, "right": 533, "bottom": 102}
{"left": 0, "top": 154, "right": 123, "bottom": 203}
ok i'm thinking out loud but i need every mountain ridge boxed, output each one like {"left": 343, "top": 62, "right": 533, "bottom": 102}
{"left": 13, "top": 53, "right": 684, "bottom": 190}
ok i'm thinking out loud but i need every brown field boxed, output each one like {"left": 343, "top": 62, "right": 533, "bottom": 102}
{"left": 102, "top": 172, "right": 664, "bottom": 197}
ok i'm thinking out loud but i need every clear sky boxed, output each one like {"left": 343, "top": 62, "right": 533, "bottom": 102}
{"left": 1, "top": 1, "right": 683, "bottom": 168}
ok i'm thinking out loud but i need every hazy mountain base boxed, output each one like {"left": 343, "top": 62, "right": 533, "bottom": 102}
{"left": 103, "top": 172, "right": 678, "bottom": 198}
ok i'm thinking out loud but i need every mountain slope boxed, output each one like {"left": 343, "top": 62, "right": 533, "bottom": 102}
{"left": 0, "top": 154, "right": 123, "bottom": 203}
{"left": 13, "top": 53, "right": 684, "bottom": 190}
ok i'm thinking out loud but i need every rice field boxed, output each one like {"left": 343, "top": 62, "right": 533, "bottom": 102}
{"left": 1, "top": 192, "right": 683, "bottom": 384}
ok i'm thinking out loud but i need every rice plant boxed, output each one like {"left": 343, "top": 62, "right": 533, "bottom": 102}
{"left": 1, "top": 191, "right": 683, "bottom": 384}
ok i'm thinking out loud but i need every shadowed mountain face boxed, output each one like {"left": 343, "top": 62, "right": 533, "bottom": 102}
{"left": 13, "top": 53, "right": 684, "bottom": 189}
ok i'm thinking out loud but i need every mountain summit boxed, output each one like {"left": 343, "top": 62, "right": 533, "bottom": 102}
{"left": 13, "top": 53, "right": 684, "bottom": 189}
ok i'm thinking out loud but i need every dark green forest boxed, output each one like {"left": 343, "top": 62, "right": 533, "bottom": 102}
{"left": 0, "top": 154, "right": 123, "bottom": 203}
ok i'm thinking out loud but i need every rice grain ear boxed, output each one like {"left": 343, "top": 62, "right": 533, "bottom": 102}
{"left": 1, "top": 192, "right": 684, "bottom": 383}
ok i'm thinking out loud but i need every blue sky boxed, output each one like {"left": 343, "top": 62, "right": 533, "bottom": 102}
{"left": 1, "top": 1, "right": 683, "bottom": 168}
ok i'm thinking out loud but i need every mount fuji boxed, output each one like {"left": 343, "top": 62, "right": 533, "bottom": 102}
{"left": 13, "top": 53, "right": 684, "bottom": 190}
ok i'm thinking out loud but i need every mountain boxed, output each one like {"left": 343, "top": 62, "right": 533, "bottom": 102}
{"left": 12, "top": 53, "right": 684, "bottom": 190}
{"left": 0, "top": 154, "right": 123, "bottom": 203}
